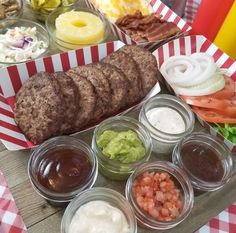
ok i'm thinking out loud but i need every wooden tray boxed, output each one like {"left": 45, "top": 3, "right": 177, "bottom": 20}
{"left": 0, "top": 1, "right": 235, "bottom": 233}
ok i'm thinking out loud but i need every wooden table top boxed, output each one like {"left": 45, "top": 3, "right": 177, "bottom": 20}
{"left": 1, "top": 1, "right": 236, "bottom": 233}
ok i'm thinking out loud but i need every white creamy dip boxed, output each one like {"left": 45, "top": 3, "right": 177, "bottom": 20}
{"left": 146, "top": 107, "right": 185, "bottom": 134}
{"left": 68, "top": 200, "right": 130, "bottom": 233}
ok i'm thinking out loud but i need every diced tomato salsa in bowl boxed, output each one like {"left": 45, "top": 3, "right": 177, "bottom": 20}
{"left": 132, "top": 171, "right": 182, "bottom": 222}
{"left": 125, "top": 161, "right": 194, "bottom": 230}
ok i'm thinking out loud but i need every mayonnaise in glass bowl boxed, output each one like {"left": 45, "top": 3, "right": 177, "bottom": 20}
{"left": 0, "top": 19, "right": 49, "bottom": 67}
{"left": 61, "top": 187, "right": 137, "bottom": 233}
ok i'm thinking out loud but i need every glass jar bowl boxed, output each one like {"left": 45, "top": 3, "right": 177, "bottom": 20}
{"left": 25, "top": 0, "right": 75, "bottom": 22}
{"left": 125, "top": 161, "right": 194, "bottom": 230}
{"left": 46, "top": 5, "right": 109, "bottom": 51}
{"left": 92, "top": 116, "right": 153, "bottom": 181}
{"left": 139, "top": 94, "right": 195, "bottom": 155}
{"left": 61, "top": 187, "right": 137, "bottom": 233}
{"left": 0, "top": 18, "right": 50, "bottom": 67}
{"left": 0, "top": 0, "right": 23, "bottom": 20}
{"left": 28, "top": 136, "right": 98, "bottom": 205}
{"left": 172, "top": 132, "right": 234, "bottom": 192}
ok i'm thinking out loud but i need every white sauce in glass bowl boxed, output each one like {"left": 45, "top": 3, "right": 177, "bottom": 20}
{"left": 68, "top": 200, "right": 130, "bottom": 233}
{"left": 146, "top": 107, "right": 186, "bottom": 134}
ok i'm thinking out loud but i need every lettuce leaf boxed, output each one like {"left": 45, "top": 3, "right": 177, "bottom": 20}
{"left": 213, "top": 123, "right": 236, "bottom": 144}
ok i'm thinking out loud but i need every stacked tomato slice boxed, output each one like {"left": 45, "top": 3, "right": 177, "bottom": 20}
{"left": 180, "top": 76, "right": 236, "bottom": 123}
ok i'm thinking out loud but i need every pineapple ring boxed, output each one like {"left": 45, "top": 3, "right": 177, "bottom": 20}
{"left": 55, "top": 11, "right": 105, "bottom": 45}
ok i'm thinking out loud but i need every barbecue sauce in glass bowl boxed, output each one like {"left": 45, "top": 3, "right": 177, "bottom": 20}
{"left": 28, "top": 136, "right": 98, "bottom": 205}
{"left": 37, "top": 149, "right": 92, "bottom": 193}
{"left": 172, "top": 133, "right": 233, "bottom": 192}
{"left": 180, "top": 143, "right": 224, "bottom": 182}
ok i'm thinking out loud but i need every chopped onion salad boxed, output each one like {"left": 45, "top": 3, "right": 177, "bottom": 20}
{"left": 0, "top": 26, "right": 48, "bottom": 65}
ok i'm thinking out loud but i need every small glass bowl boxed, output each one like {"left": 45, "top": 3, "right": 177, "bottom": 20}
{"left": 46, "top": 5, "right": 109, "bottom": 51}
{"left": 172, "top": 132, "right": 234, "bottom": 192}
{"left": 92, "top": 116, "right": 153, "bottom": 181}
{"left": 25, "top": 0, "right": 75, "bottom": 22}
{"left": 0, "top": 18, "right": 49, "bottom": 67}
{"left": 139, "top": 94, "right": 195, "bottom": 155}
{"left": 28, "top": 136, "right": 98, "bottom": 205}
{"left": 125, "top": 161, "right": 194, "bottom": 230}
{"left": 61, "top": 187, "right": 137, "bottom": 233}
{"left": 0, "top": 0, "right": 23, "bottom": 20}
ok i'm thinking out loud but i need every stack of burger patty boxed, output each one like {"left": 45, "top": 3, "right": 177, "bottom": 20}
{"left": 14, "top": 45, "right": 158, "bottom": 144}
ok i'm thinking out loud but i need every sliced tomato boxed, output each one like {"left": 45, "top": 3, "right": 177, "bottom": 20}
{"left": 210, "top": 75, "right": 235, "bottom": 99}
{"left": 180, "top": 76, "right": 235, "bottom": 101}
{"left": 180, "top": 96, "right": 226, "bottom": 109}
{"left": 192, "top": 106, "right": 236, "bottom": 124}
{"left": 181, "top": 96, "right": 236, "bottom": 117}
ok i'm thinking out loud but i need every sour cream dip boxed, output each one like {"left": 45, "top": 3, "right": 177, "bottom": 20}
{"left": 146, "top": 107, "right": 186, "bottom": 134}
{"left": 68, "top": 200, "right": 130, "bottom": 233}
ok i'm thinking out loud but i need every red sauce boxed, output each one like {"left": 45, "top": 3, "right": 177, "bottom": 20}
{"left": 37, "top": 149, "right": 92, "bottom": 193}
{"left": 181, "top": 143, "right": 224, "bottom": 182}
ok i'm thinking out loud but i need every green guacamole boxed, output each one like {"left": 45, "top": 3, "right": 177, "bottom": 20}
{"left": 97, "top": 130, "right": 146, "bottom": 163}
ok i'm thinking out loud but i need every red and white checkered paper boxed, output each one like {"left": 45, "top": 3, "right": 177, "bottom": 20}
{"left": 0, "top": 40, "right": 161, "bottom": 151}
{"left": 0, "top": 171, "right": 27, "bottom": 233}
{"left": 85, "top": 0, "right": 191, "bottom": 50}
{"left": 153, "top": 35, "right": 236, "bottom": 152}
{"left": 195, "top": 202, "right": 236, "bottom": 233}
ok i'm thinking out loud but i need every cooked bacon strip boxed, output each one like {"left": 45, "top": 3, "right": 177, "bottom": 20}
{"left": 115, "top": 10, "right": 181, "bottom": 43}
{"left": 146, "top": 22, "right": 181, "bottom": 41}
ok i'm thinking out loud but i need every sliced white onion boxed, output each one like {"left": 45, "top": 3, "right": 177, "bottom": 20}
{"left": 160, "top": 55, "right": 201, "bottom": 85}
{"left": 182, "top": 53, "right": 217, "bottom": 87}
{"left": 172, "top": 73, "right": 225, "bottom": 96}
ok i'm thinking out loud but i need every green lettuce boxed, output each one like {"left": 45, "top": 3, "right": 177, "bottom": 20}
{"left": 213, "top": 123, "right": 236, "bottom": 144}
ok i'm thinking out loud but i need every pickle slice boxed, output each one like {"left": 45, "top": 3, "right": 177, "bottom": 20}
{"left": 30, "top": 0, "right": 61, "bottom": 10}
{"left": 43, "top": 0, "right": 61, "bottom": 9}
{"left": 62, "top": 0, "right": 74, "bottom": 5}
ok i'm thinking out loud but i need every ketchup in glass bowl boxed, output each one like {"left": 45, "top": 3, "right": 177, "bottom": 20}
{"left": 28, "top": 136, "right": 98, "bottom": 205}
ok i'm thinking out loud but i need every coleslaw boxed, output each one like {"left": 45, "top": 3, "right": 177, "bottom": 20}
{"left": 0, "top": 26, "right": 48, "bottom": 65}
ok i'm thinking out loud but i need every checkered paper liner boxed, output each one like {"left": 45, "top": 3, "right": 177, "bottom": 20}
{"left": 195, "top": 202, "right": 236, "bottom": 233}
{"left": 152, "top": 35, "right": 236, "bottom": 152}
{"left": 85, "top": 0, "right": 191, "bottom": 50}
{"left": 0, "top": 40, "right": 161, "bottom": 151}
{"left": 0, "top": 171, "right": 27, "bottom": 233}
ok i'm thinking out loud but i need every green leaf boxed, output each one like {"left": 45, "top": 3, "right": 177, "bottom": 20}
{"left": 225, "top": 124, "right": 236, "bottom": 134}
{"left": 212, "top": 123, "right": 236, "bottom": 144}
{"left": 228, "top": 133, "right": 236, "bottom": 144}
